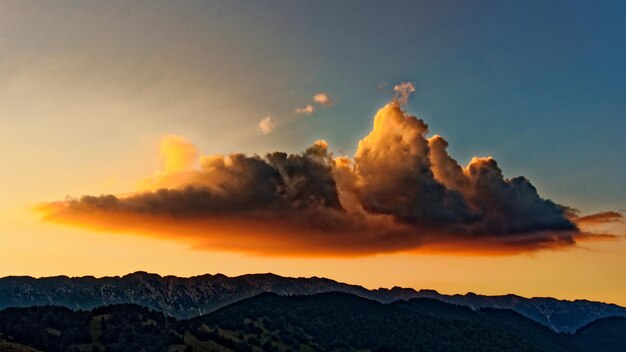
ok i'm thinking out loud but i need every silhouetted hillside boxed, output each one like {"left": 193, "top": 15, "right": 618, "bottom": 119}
{"left": 1, "top": 292, "right": 624, "bottom": 351}
{"left": 0, "top": 340, "right": 41, "bottom": 352}
{"left": 192, "top": 292, "right": 544, "bottom": 351}
{"left": 393, "top": 298, "right": 580, "bottom": 352}
{"left": 572, "top": 316, "right": 626, "bottom": 352}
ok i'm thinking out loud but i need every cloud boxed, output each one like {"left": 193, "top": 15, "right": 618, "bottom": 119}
{"left": 573, "top": 211, "right": 624, "bottom": 225}
{"left": 258, "top": 116, "right": 274, "bottom": 134}
{"left": 295, "top": 92, "right": 333, "bottom": 115}
{"left": 295, "top": 105, "right": 315, "bottom": 115}
{"left": 393, "top": 82, "right": 415, "bottom": 105}
{"left": 37, "top": 97, "right": 620, "bottom": 256}
{"left": 158, "top": 135, "right": 198, "bottom": 173}
{"left": 313, "top": 92, "right": 333, "bottom": 106}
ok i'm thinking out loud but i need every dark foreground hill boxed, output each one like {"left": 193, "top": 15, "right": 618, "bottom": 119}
{"left": 392, "top": 298, "right": 575, "bottom": 352}
{"left": 1, "top": 292, "right": 624, "bottom": 352}
{"left": 0, "top": 340, "right": 40, "bottom": 352}
{"left": 571, "top": 316, "right": 626, "bottom": 352}
{"left": 1, "top": 272, "right": 624, "bottom": 333}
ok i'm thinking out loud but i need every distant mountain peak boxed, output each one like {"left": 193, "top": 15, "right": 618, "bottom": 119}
{"left": 418, "top": 289, "right": 441, "bottom": 295}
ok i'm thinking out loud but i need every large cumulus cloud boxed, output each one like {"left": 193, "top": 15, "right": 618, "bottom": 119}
{"left": 37, "top": 101, "right": 621, "bottom": 256}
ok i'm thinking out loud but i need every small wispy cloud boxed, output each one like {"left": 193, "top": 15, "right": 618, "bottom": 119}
{"left": 295, "top": 104, "right": 315, "bottom": 115}
{"left": 313, "top": 92, "right": 333, "bottom": 106}
{"left": 393, "top": 82, "right": 415, "bottom": 106}
{"left": 296, "top": 92, "right": 333, "bottom": 115}
{"left": 258, "top": 115, "right": 274, "bottom": 135}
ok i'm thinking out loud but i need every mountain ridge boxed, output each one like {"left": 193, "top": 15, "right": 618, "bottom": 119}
{"left": 7, "top": 271, "right": 622, "bottom": 307}
{"left": 1, "top": 271, "right": 624, "bottom": 333}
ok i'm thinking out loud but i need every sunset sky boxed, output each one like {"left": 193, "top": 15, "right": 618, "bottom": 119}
{"left": 1, "top": 1, "right": 625, "bottom": 305}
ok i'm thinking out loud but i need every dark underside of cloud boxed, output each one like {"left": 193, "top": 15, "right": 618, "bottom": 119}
{"left": 38, "top": 102, "right": 622, "bottom": 256}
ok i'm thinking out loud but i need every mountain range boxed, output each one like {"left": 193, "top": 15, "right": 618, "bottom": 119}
{"left": 1, "top": 292, "right": 626, "bottom": 352}
{"left": 1, "top": 271, "right": 624, "bottom": 334}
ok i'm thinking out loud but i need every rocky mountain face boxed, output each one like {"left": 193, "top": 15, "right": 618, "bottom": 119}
{"left": 1, "top": 271, "right": 624, "bottom": 333}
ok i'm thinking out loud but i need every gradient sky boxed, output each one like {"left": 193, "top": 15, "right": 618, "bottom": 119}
{"left": 1, "top": 1, "right": 625, "bottom": 304}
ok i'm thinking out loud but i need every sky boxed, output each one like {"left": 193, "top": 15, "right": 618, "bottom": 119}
{"left": 1, "top": 1, "right": 625, "bottom": 304}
